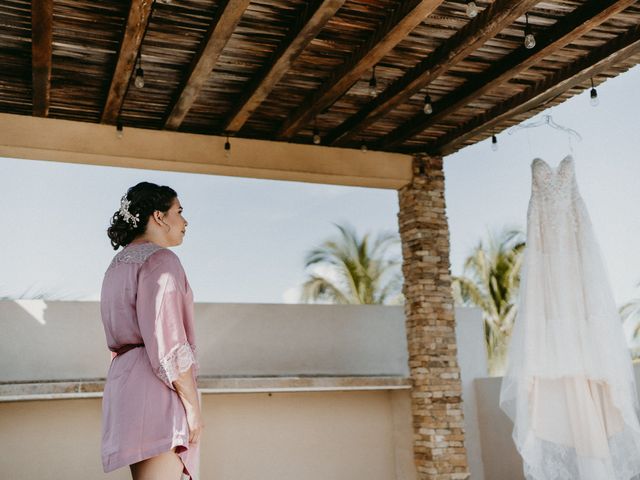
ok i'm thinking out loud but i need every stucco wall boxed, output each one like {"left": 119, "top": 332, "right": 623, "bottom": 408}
{"left": 0, "top": 301, "right": 486, "bottom": 479}
{"left": 0, "top": 390, "right": 417, "bottom": 480}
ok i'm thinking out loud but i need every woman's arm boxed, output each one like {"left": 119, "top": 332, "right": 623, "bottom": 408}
{"left": 173, "top": 366, "right": 204, "bottom": 445}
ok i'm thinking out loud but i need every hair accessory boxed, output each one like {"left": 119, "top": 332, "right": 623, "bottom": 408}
{"left": 119, "top": 195, "right": 140, "bottom": 228}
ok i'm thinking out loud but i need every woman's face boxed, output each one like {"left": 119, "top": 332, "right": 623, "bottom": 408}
{"left": 160, "top": 197, "right": 188, "bottom": 246}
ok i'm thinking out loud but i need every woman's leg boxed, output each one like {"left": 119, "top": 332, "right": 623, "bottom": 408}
{"left": 129, "top": 448, "right": 184, "bottom": 480}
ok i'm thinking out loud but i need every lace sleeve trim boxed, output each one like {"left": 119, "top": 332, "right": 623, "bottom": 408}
{"left": 157, "top": 342, "right": 198, "bottom": 387}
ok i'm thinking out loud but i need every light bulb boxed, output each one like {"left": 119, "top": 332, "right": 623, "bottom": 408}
{"left": 116, "top": 122, "right": 124, "bottom": 139}
{"left": 524, "top": 33, "right": 536, "bottom": 49}
{"left": 360, "top": 144, "right": 367, "bottom": 152}
{"left": 134, "top": 67, "right": 145, "bottom": 88}
{"left": 491, "top": 135, "right": 498, "bottom": 152}
{"left": 523, "top": 14, "right": 535, "bottom": 50}
{"left": 466, "top": 1, "right": 478, "bottom": 18}
{"left": 368, "top": 77, "right": 378, "bottom": 97}
{"left": 423, "top": 94, "right": 433, "bottom": 115}
{"left": 590, "top": 88, "right": 599, "bottom": 107}
{"left": 312, "top": 127, "right": 321, "bottom": 145}
{"left": 224, "top": 138, "right": 231, "bottom": 158}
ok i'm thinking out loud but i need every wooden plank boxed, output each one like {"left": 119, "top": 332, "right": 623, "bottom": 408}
{"left": 379, "top": 0, "right": 636, "bottom": 149}
{"left": 326, "top": 0, "right": 539, "bottom": 146}
{"left": 101, "top": 0, "right": 153, "bottom": 125}
{"left": 429, "top": 23, "right": 640, "bottom": 156}
{"left": 0, "top": 113, "right": 412, "bottom": 189}
{"left": 277, "top": 0, "right": 445, "bottom": 140}
{"left": 223, "top": 0, "right": 346, "bottom": 133}
{"left": 164, "top": 0, "right": 251, "bottom": 131}
{"left": 31, "top": 0, "right": 52, "bottom": 117}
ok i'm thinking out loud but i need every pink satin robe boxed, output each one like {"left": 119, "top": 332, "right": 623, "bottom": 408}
{"left": 100, "top": 241, "right": 199, "bottom": 478}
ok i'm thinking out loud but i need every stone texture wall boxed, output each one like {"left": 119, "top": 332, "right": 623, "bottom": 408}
{"left": 397, "top": 154, "right": 470, "bottom": 479}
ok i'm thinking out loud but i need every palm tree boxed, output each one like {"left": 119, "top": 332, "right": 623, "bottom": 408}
{"left": 452, "top": 227, "right": 525, "bottom": 376}
{"left": 300, "top": 223, "right": 404, "bottom": 305}
{"left": 620, "top": 287, "right": 640, "bottom": 359}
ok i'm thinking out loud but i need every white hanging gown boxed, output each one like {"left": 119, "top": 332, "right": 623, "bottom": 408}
{"left": 499, "top": 155, "right": 640, "bottom": 479}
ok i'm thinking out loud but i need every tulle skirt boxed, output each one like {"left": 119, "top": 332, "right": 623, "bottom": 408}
{"left": 499, "top": 196, "right": 640, "bottom": 479}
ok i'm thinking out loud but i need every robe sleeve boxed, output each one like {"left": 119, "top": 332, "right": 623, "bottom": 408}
{"left": 136, "top": 249, "right": 197, "bottom": 390}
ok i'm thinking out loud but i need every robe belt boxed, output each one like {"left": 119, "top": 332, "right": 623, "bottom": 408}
{"left": 113, "top": 343, "right": 145, "bottom": 356}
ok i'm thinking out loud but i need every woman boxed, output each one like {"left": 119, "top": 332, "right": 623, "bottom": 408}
{"left": 100, "top": 181, "right": 202, "bottom": 480}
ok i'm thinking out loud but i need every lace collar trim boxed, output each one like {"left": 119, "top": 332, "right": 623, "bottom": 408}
{"left": 108, "top": 242, "right": 164, "bottom": 270}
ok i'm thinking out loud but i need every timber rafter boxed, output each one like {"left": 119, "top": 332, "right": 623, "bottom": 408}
{"left": 164, "top": 0, "right": 251, "bottom": 131}
{"left": 276, "top": 0, "right": 445, "bottom": 140}
{"left": 426, "top": 22, "right": 640, "bottom": 155}
{"left": 223, "top": 0, "right": 347, "bottom": 133}
{"left": 31, "top": 0, "right": 52, "bottom": 117}
{"left": 325, "top": 0, "right": 539, "bottom": 146}
{"left": 101, "top": 0, "right": 153, "bottom": 125}
{"left": 378, "top": 0, "right": 637, "bottom": 150}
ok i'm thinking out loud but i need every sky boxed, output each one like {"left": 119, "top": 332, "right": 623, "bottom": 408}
{"left": 1, "top": 64, "right": 640, "bottom": 312}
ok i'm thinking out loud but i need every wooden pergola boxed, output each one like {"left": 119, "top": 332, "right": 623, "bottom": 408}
{"left": 2, "top": 1, "right": 640, "bottom": 478}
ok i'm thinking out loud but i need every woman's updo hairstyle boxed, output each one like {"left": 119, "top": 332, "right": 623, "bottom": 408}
{"left": 107, "top": 182, "right": 177, "bottom": 250}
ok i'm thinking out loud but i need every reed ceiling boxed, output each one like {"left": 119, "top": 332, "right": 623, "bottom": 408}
{"left": 2, "top": 0, "right": 640, "bottom": 156}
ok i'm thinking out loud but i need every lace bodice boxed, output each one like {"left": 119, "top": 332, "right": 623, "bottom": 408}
{"left": 531, "top": 155, "right": 578, "bottom": 207}
{"left": 107, "top": 242, "right": 164, "bottom": 270}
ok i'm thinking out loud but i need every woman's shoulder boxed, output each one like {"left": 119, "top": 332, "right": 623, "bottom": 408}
{"left": 140, "top": 245, "right": 184, "bottom": 274}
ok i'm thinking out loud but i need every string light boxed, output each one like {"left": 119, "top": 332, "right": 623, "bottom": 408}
{"left": 466, "top": 1, "right": 478, "bottom": 18}
{"left": 368, "top": 66, "right": 378, "bottom": 97}
{"left": 116, "top": 121, "right": 124, "bottom": 139}
{"left": 224, "top": 134, "right": 231, "bottom": 158}
{"left": 134, "top": 54, "right": 145, "bottom": 88}
{"left": 423, "top": 92, "right": 433, "bottom": 115}
{"left": 491, "top": 134, "right": 498, "bottom": 152}
{"left": 312, "top": 117, "right": 321, "bottom": 144}
{"left": 590, "top": 78, "right": 599, "bottom": 107}
{"left": 524, "top": 13, "right": 536, "bottom": 49}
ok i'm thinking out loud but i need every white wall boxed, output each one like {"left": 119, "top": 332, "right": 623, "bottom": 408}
{"left": 455, "top": 307, "right": 487, "bottom": 480}
{"left": 0, "top": 301, "right": 409, "bottom": 381}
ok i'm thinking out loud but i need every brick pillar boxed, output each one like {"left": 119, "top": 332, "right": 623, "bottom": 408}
{"left": 397, "top": 154, "right": 470, "bottom": 479}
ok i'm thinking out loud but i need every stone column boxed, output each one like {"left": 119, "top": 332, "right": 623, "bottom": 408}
{"left": 397, "top": 154, "right": 470, "bottom": 479}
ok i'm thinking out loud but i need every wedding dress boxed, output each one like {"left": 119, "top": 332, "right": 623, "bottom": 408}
{"left": 499, "top": 155, "right": 640, "bottom": 479}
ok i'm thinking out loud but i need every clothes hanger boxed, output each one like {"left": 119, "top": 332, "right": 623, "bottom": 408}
{"left": 507, "top": 114, "right": 582, "bottom": 155}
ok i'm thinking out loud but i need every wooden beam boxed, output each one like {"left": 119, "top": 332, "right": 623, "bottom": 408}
{"left": 0, "top": 113, "right": 412, "bottom": 189}
{"left": 164, "top": 0, "right": 251, "bottom": 131}
{"left": 223, "top": 0, "right": 346, "bottom": 133}
{"left": 101, "top": 0, "right": 153, "bottom": 125}
{"left": 31, "top": 0, "right": 53, "bottom": 117}
{"left": 325, "top": 0, "right": 539, "bottom": 146}
{"left": 277, "top": 0, "right": 445, "bottom": 140}
{"left": 429, "top": 23, "right": 640, "bottom": 156}
{"left": 379, "top": 0, "right": 636, "bottom": 149}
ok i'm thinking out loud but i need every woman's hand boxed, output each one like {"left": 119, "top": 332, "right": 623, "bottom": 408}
{"left": 186, "top": 408, "right": 204, "bottom": 444}
{"left": 173, "top": 366, "right": 204, "bottom": 445}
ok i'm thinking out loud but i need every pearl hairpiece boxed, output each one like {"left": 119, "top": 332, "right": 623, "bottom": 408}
{"left": 119, "top": 195, "right": 140, "bottom": 228}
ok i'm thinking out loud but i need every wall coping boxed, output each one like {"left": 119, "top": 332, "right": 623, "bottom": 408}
{"left": 0, "top": 375, "right": 412, "bottom": 402}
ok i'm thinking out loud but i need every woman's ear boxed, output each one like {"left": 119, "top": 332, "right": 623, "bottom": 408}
{"left": 151, "top": 210, "right": 162, "bottom": 225}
